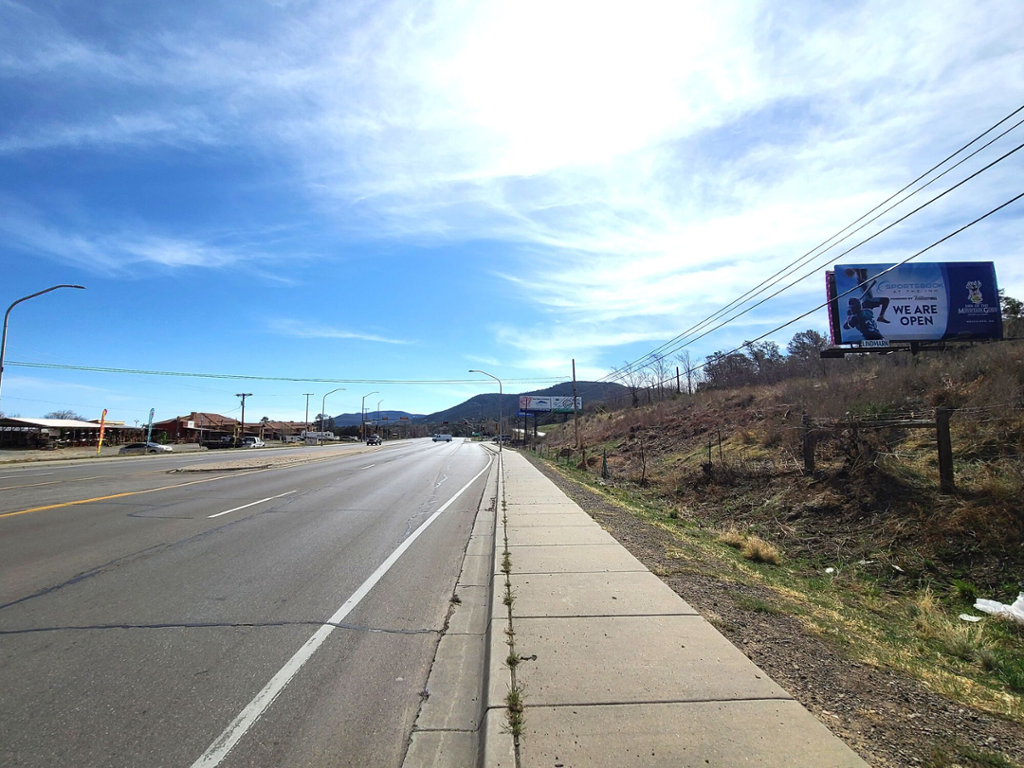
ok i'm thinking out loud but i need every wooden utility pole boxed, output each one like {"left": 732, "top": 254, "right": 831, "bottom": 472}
{"left": 676, "top": 366, "right": 681, "bottom": 394}
{"left": 572, "top": 358, "right": 580, "bottom": 449}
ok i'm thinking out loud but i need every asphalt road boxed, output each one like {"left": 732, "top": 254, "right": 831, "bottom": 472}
{"left": 0, "top": 437, "right": 493, "bottom": 767}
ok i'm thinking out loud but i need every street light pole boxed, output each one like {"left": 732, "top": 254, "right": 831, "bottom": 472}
{"left": 361, "top": 391, "right": 378, "bottom": 441}
{"left": 1, "top": 284, "right": 86, "bottom": 402}
{"left": 320, "top": 388, "right": 345, "bottom": 446}
{"left": 468, "top": 369, "right": 503, "bottom": 452}
{"left": 235, "top": 393, "right": 252, "bottom": 446}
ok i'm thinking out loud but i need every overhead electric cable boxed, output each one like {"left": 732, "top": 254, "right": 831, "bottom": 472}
{"left": 3, "top": 362, "right": 566, "bottom": 387}
{"left": 624, "top": 110, "right": 1024, "bottom": 375}
{"left": 589, "top": 189, "right": 1024, "bottom": 409}
{"left": 649, "top": 189, "right": 1024, "bottom": 388}
{"left": 592, "top": 102, "right": 1024, "bottom": 389}
{"left": 624, "top": 139, "right": 1024, "bottom": 370}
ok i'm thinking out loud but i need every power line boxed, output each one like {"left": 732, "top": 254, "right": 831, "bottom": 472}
{"left": 3, "top": 361, "right": 568, "bottom": 387}
{"left": 593, "top": 102, "right": 1024, "bottom": 389}
{"left": 588, "top": 188, "right": 1024, "bottom": 406}
{"left": 628, "top": 111, "right": 1024, "bottom": 375}
{"left": 625, "top": 139, "right": 1024, "bottom": 372}
{"left": 656, "top": 189, "right": 1024, "bottom": 386}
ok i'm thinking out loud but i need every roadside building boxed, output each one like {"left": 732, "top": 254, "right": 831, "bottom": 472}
{"left": 0, "top": 417, "right": 139, "bottom": 449}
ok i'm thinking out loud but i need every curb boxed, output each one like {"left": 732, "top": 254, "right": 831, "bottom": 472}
{"left": 401, "top": 445, "right": 501, "bottom": 768}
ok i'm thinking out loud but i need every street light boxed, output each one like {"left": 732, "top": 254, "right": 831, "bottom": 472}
{"left": 468, "top": 369, "right": 503, "bottom": 452}
{"left": 361, "top": 391, "right": 378, "bottom": 440}
{"left": 1, "top": 284, "right": 86, "bottom": 402}
{"left": 320, "top": 388, "right": 346, "bottom": 446}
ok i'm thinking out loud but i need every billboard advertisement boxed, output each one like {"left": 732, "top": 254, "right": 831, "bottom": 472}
{"left": 519, "top": 396, "right": 582, "bottom": 413}
{"left": 828, "top": 262, "right": 1002, "bottom": 346}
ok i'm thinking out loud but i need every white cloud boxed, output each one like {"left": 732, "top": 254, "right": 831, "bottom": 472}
{"left": 3, "top": 0, "right": 1022, "bottom": 369}
{"left": 267, "top": 318, "right": 413, "bottom": 345}
{"left": 0, "top": 202, "right": 302, "bottom": 276}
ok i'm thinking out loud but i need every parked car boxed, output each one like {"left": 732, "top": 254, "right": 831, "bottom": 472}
{"left": 241, "top": 437, "right": 265, "bottom": 448}
{"left": 119, "top": 442, "right": 173, "bottom": 455}
{"left": 203, "top": 436, "right": 238, "bottom": 449}
{"left": 432, "top": 433, "right": 452, "bottom": 442}
{"left": 366, "top": 434, "right": 383, "bottom": 445}
{"left": 492, "top": 435, "right": 510, "bottom": 443}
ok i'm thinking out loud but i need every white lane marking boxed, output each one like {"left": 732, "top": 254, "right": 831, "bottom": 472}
{"left": 360, "top": 464, "right": 376, "bottom": 469}
{"left": 190, "top": 454, "right": 493, "bottom": 768}
{"left": 0, "top": 472, "right": 54, "bottom": 479}
{"left": 207, "top": 490, "right": 297, "bottom": 519}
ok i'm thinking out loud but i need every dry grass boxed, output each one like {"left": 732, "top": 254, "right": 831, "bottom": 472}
{"left": 718, "top": 527, "right": 746, "bottom": 549}
{"left": 716, "top": 527, "right": 782, "bottom": 564}
{"left": 742, "top": 536, "right": 782, "bottom": 564}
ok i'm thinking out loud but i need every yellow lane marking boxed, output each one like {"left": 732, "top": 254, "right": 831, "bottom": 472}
{"left": 0, "top": 448, "right": 368, "bottom": 520}
{"left": 0, "top": 474, "right": 109, "bottom": 492}
{"left": 0, "top": 474, "right": 236, "bottom": 519}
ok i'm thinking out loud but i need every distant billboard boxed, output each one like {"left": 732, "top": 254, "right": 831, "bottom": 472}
{"left": 519, "top": 396, "right": 581, "bottom": 413}
{"left": 827, "top": 262, "right": 1002, "bottom": 346}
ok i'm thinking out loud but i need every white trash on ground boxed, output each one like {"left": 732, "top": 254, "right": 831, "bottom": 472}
{"left": 973, "top": 593, "right": 1024, "bottom": 625}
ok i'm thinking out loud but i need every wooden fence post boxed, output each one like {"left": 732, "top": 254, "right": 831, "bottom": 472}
{"left": 936, "top": 407, "right": 955, "bottom": 494}
{"left": 802, "top": 414, "right": 815, "bottom": 474}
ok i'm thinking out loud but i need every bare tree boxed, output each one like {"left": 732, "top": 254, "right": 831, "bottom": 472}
{"left": 44, "top": 410, "right": 84, "bottom": 420}
{"left": 651, "top": 356, "right": 672, "bottom": 401}
{"left": 618, "top": 362, "right": 643, "bottom": 408}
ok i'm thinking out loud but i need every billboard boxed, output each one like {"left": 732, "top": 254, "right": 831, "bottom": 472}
{"left": 828, "top": 262, "right": 1002, "bottom": 346}
{"left": 519, "top": 396, "right": 582, "bottom": 413}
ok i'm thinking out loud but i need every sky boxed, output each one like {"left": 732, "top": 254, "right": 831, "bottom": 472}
{"left": 1, "top": 0, "right": 1022, "bottom": 425}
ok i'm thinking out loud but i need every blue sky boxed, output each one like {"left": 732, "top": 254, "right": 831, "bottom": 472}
{"left": 1, "top": 0, "right": 1022, "bottom": 424}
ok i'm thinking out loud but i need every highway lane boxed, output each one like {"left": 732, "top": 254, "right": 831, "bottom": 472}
{"left": 0, "top": 441, "right": 374, "bottom": 494}
{"left": 0, "top": 438, "right": 494, "bottom": 767}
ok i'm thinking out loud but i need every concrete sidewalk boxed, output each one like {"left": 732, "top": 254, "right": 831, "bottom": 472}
{"left": 484, "top": 449, "right": 868, "bottom": 768}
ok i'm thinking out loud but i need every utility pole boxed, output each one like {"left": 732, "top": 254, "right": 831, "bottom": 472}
{"left": 235, "top": 393, "right": 252, "bottom": 446}
{"left": 303, "top": 393, "right": 313, "bottom": 442}
{"left": 572, "top": 358, "right": 580, "bottom": 449}
{"left": 676, "top": 366, "right": 681, "bottom": 394}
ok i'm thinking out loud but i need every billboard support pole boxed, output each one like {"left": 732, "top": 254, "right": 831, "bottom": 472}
{"left": 936, "top": 408, "right": 955, "bottom": 494}
{"left": 572, "top": 359, "right": 580, "bottom": 449}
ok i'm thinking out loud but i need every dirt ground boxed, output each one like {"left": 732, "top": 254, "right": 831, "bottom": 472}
{"left": 522, "top": 452, "right": 1024, "bottom": 768}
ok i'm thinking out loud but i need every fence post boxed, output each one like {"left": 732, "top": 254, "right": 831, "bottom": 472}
{"left": 936, "top": 407, "right": 955, "bottom": 494}
{"left": 802, "top": 414, "right": 815, "bottom": 474}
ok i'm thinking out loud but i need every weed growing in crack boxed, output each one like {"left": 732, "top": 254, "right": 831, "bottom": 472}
{"left": 505, "top": 684, "right": 525, "bottom": 737}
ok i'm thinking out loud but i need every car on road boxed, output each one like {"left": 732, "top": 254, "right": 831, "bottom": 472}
{"left": 432, "top": 433, "right": 452, "bottom": 442}
{"left": 366, "top": 434, "right": 383, "bottom": 445}
{"left": 119, "top": 442, "right": 173, "bottom": 455}
{"left": 241, "top": 437, "right": 266, "bottom": 448}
